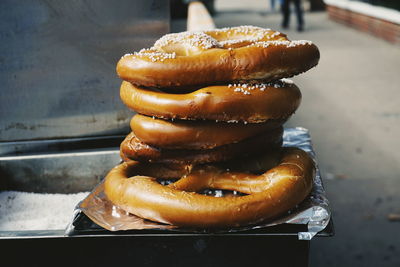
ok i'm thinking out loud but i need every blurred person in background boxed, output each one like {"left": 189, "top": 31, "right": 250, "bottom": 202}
{"left": 270, "top": 0, "right": 276, "bottom": 11}
{"left": 281, "top": 0, "right": 304, "bottom": 32}
{"left": 270, "top": 0, "right": 285, "bottom": 12}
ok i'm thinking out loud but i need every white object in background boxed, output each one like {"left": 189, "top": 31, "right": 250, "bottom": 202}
{"left": 187, "top": 1, "right": 216, "bottom": 31}
{"left": 324, "top": 0, "right": 400, "bottom": 25}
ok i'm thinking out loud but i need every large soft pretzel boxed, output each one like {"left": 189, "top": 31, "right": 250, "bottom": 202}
{"left": 131, "top": 114, "right": 284, "bottom": 149}
{"left": 120, "top": 127, "right": 283, "bottom": 164}
{"left": 117, "top": 26, "right": 319, "bottom": 88}
{"left": 120, "top": 79, "right": 301, "bottom": 123}
{"left": 104, "top": 147, "right": 315, "bottom": 227}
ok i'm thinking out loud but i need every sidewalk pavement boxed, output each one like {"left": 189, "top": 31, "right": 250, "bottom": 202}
{"left": 172, "top": 1, "right": 400, "bottom": 266}
{"left": 215, "top": 4, "right": 400, "bottom": 267}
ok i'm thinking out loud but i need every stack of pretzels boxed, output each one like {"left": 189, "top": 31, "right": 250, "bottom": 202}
{"left": 104, "top": 26, "right": 319, "bottom": 228}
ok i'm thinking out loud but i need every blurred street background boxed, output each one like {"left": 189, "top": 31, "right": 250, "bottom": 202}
{"left": 171, "top": 0, "right": 400, "bottom": 266}
{"left": 0, "top": 0, "right": 398, "bottom": 265}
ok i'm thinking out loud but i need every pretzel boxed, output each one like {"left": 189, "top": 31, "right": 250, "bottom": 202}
{"left": 120, "top": 127, "right": 283, "bottom": 164}
{"left": 104, "top": 147, "right": 315, "bottom": 227}
{"left": 117, "top": 26, "right": 319, "bottom": 88}
{"left": 131, "top": 114, "right": 284, "bottom": 149}
{"left": 120, "top": 79, "right": 301, "bottom": 123}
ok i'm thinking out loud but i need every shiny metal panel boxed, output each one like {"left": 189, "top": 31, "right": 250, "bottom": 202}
{"left": 0, "top": 137, "right": 122, "bottom": 193}
{"left": 0, "top": 0, "right": 169, "bottom": 141}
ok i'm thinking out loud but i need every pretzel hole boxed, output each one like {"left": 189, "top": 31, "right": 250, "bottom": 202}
{"left": 156, "top": 179, "right": 246, "bottom": 197}
{"left": 201, "top": 189, "right": 246, "bottom": 197}
{"left": 125, "top": 162, "right": 191, "bottom": 180}
{"left": 159, "top": 43, "right": 206, "bottom": 56}
{"left": 157, "top": 179, "right": 247, "bottom": 197}
{"left": 204, "top": 32, "right": 259, "bottom": 48}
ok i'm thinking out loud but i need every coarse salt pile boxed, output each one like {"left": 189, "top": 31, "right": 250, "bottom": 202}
{"left": 0, "top": 191, "right": 89, "bottom": 231}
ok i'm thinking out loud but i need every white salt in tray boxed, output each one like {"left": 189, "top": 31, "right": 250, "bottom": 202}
{"left": 0, "top": 191, "right": 88, "bottom": 232}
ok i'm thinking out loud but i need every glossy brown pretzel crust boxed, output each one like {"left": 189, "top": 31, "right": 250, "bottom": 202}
{"left": 130, "top": 114, "right": 285, "bottom": 149}
{"left": 120, "top": 127, "right": 283, "bottom": 165}
{"left": 117, "top": 26, "right": 319, "bottom": 88}
{"left": 120, "top": 80, "right": 301, "bottom": 123}
{"left": 104, "top": 147, "right": 315, "bottom": 227}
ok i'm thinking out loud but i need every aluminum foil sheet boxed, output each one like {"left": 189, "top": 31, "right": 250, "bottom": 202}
{"left": 68, "top": 127, "right": 331, "bottom": 240}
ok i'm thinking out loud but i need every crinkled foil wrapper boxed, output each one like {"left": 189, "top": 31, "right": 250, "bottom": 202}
{"left": 68, "top": 127, "right": 331, "bottom": 240}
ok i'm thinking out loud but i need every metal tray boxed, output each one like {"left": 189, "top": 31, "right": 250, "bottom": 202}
{"left": 0, "top": 128, "right": 333, "bottom": 239}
